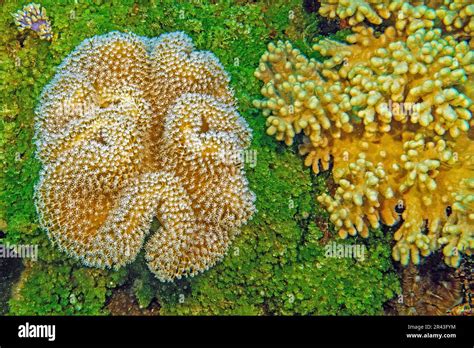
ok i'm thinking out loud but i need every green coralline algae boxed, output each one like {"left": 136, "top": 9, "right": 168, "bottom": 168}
{"left": 0, "top": 0, "right": 400, "bottom": 315}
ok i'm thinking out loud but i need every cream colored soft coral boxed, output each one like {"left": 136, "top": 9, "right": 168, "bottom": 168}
{"left": 35, "top": 31, "right": 255, "bottom": 281}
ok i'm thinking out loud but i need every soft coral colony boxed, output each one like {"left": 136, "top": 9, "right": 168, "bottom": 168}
{"left": 319, "top": 0, "right": 474, "bottom": 48}
{"left": 34, "top": 31, "right": 255, "bottom": 281}
{"left": 13, "top": 3, "right": 53, "bottom": 41}
{"left": 254, "top": 0, "right": 474, "bottom": 267}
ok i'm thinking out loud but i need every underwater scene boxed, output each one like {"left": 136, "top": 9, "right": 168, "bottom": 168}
{"left": 0, "top": 0, "right": 473, "bottom": 320}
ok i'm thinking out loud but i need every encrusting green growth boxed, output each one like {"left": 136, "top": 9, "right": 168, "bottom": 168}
{"left": 8, "top": 260, "right": 127, "bottom": 315}
{"left": 1, "top": 0, "right": 400, "bottom": 315}
{"left": 254, "top": 1, "right": 474, "bottom": 267}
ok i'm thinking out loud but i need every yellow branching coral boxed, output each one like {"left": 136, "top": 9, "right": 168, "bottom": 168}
{"left": 35, "top": 31, "right": 255, "bottom": 281}
{"left": 254, "top": 4, "right": 473, "bottom": 267}
{"left": 253, "top": 40, "right": 353, "bottom": 172}
{"left": 436, "top": 0, "right": 474, "bottom": 43}
{"left": 440, "top": 178, "right": 474, "bottom": 267}
{"left": 319, "top": 0, "right": 393, "bottom": 25}
{"left": 318, "top": 0, "right": 473, "bottom": 46}
{"left": 318, "top": 0, "right": 439, "bottom": 28}
{"left": 314, "top": 27, "right": 473, "bottom": 138}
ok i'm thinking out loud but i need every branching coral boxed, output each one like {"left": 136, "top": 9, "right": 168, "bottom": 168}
{"left": 318, "top": 0, "right": 474, "bottom": 46}
{"left": 35, "top": 31, "right": 255, "bottom": 282}
{"left": 318, "top": 0, "right": 393, "bottom": 25}
{"left": 436, "top": 0, "right": 474, "bottom": 43}
{"left": 440, "top": 178, "right": 474, "bottom": 267}
{"left": 12, "top": 3, "right": 52, "bottom": 41}
{"left": 318, "top": 0, "right": 441, "bottom": 27}
{"left": 254, "top": 3, "right": 474, "bottom": 267}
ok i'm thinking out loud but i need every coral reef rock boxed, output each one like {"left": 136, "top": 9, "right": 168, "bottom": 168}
{"left": 388, "top": 262, "right": 463, "bottom": 315}
{"left": 35, "top": 31, "right": 255, "bottom": 282}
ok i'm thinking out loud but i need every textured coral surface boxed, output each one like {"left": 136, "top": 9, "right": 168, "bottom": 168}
{"left": 387, "top": 261, "right": 464, "bottom": 315}
{"left": 35, "top": 31, "right": 255, "bottom": 281}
